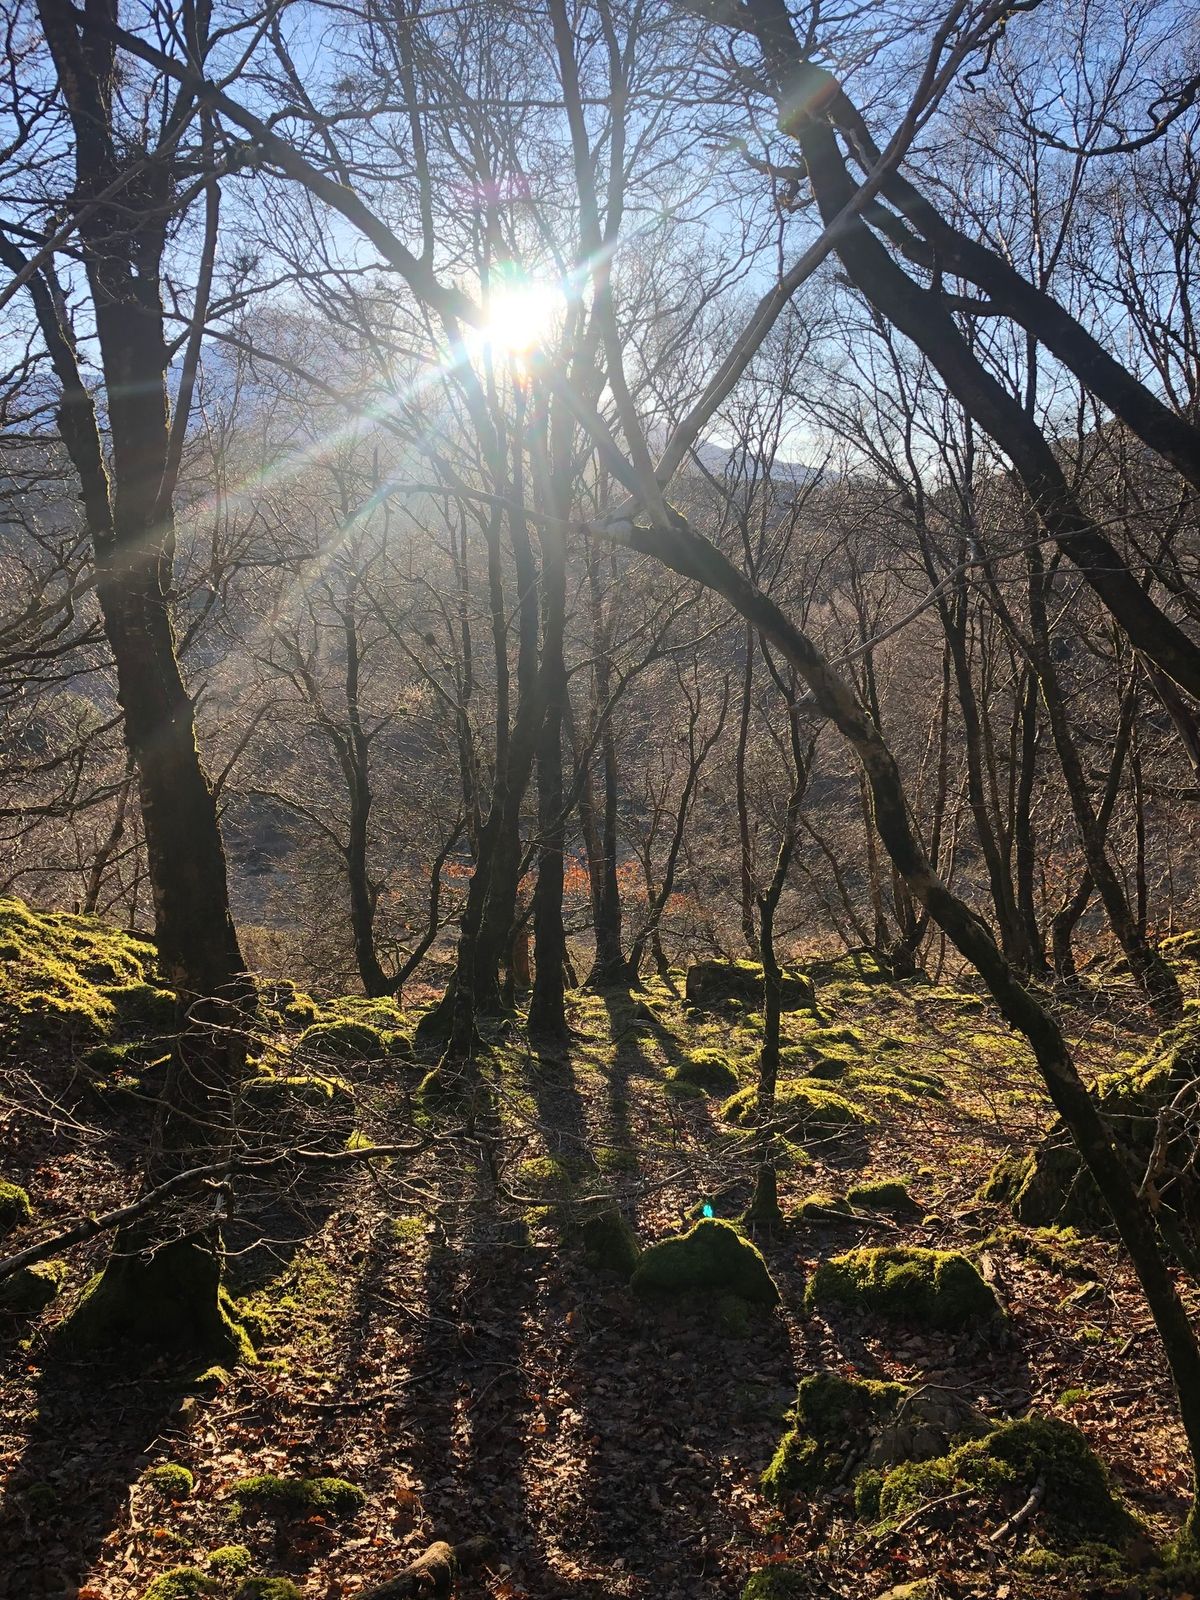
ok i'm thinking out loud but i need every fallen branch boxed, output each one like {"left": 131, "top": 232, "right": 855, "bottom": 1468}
{"left": 0, "top": 1137, "right": 434, "bottom": 1282}
{"left": 352, "top": 1536, "right": 492, "bottom": 1598}
{"left": 989, "top": 1475, "right": 1045, "bottom": 1544}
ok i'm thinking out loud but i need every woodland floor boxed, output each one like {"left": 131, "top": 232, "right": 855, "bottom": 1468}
{"left": 1, "top": 956, "right": 1197, "bottom": 1600}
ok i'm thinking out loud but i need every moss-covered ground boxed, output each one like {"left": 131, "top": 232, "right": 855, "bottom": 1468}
{"left": 1, "top": 902, "right": 1198, "bottom": 1598}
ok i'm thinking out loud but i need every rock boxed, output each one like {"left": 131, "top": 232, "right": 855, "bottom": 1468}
{"left": 805, "top": 1246, "right": 1002, "bottom": 1330}
{"left": 631, "top": 1218, "right": 780, "bottom": 1306}
{"left": 0, "top": 1258, "right": 66, "bottom": 1314}
{"left": 685, "top": 959, "right": 815, "bottom": 1012}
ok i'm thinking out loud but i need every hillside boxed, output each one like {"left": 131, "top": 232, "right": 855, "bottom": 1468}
{"left": 2, "top": 902, "right": 1199, "bottom": 1599}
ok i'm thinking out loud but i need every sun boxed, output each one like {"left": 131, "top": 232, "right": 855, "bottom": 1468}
{"left": 469, "top": 273, "right": 566, "bottom": 361}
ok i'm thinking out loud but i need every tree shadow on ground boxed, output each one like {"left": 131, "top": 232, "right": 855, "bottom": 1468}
{"left": 0, "top": 1335, "right": 197, "bottom": 1599}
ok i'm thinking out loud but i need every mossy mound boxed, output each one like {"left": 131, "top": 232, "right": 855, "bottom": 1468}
{"left": 980, "top": 1020, "right": 1200, "bottom": 1238}
{"left": 0, "top": 1257, "right": 66, "bottom": 1314}
{"left": 722, "top": 1078, "right": 871, "bottom": 1139}
{"left": 232, "top": 1473, "right": 365, "bottom": 1518}
{"left": 1162, "top": 931, "right": 1200, "bottom": 964}
{"left": 234, "top": 1581, "right": 303, "bottom": 1600}
{"left": 795, "top": 1191, "right": 853, "bottom": 1220}
{"left": 143, "top": 1569, "right": 216, "bottom": 1600}
{"left": 763, "top": 1372, "right": 909, "bottom": 1501}
{"left": 806, "top": 1246, "right": 1001, "bottom": 1330}
{"left": 631, "top": 1218, "right": 779, "bottom": 1306}
{"left": 806, "top": 949, "right": 914, "bottom": 988}
{"left": 99, "top": 981, "right": 177, "bottom": 1028}
{"left": 516, "top": 1154, "right": 579, "bottom": 1201}
{"left": 579, "top": 1206, "right": 641, "bottom": 1278}
{"left": 669, "top": 1048, "right": 741, "bottom": 1095}
{"left": 764, "top": 1372, "right": 990, "bottom": 1504}
{"left": 0, "top": 897, "right": 159, "bottom": 1046}
{"left": 207, "top": 1546, "right": 252, "bottom": 1575}
{"left": 297, "top": 1017, "right": 389, "bottom": 1061}
{"left": 240, "top": 1073, "right": 356, "bottom": 1149}
{"left": 847, "top": 1060, "right": 946, "bottom": 1103}
{"left": 143, "top": 1462, "right": 194, "bottom": 1499}
{"left": 915, "top": 986, "right": 986, "bottom": 1016}
{"left": 876, "top": 1415, "right": 1140, "bottom": 1552}
{"left": 740, "top": 1565, "right": 809, "bottom": 1600}
{"left": 847, "top": 1178, "right": 921, "bottom": 1218}
{"left": 0, "top": 1180, "right": 32, "bottom": 1236}
{"left": 58, "top": 1241, "right": 255, "bottom": 1367}
{"left": 685, "top": 959, "right": 815, "bottom": 1012}
{"left": 259, "top": 981, "right": 320, "bottom": 1030}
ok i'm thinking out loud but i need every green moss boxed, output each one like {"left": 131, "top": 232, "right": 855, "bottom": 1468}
{"left": 762, "top": 1372, "right": 908, "bottom": 1501}
{"left": 58, "top": 1241, "right": 255, "bottom": 1367}
{"left": 987, "top": 1224, "right": 1095, "bottom": 1279}
{"left": 795, "top": 1191, "right": 853, "bottom": 1220}
{"left": 0, "top": 1180, "right": 32, "bottom": 1236}
{"left": 740, "top": 1563, "right": 809, "bottom": 1599}
{"left": 144, "top": 1463, "right": 194, "bottom": 1499}
{"left": 260, "top": 982, "right": 320, "bottom": 1029}
{"left": 579, "top": 1206, "right": 641, "bottom": 1278}
{"left": 207, "top": 1546, "right": 252, "bottom": 1575}
{"left": 0, "top": 897, "right": 159, "bottom": 1046}
{"left": 981, "top": 1020, "right": 1200, "bottom": 1238}
{"left": 631, "top": 1218, "right": 779, "bottom": 1306}
{"left": 806, "top": 1246, "right": 1001, "bottom": 1330}
{"left": 234, "top": 1582, "right": 303, "bottom": 1600}
{"left": 517, "top": 1154, "right": 578, "bottom": 1200}
{"left": 722, "top": 1077, "right": 871, "bottom": 1138}
{"left": 595, "top": 1145, "right": 638, "bottom": 1174}
{"left": 846, "top": 1178, "right": 920, "bottom": 1218}
{"left": 142, "top": 1568, "right": 216, "bottom": 1600}
{"left": 99, "top": 981, "right": 177, "bottom": 1028}
{"left": 854, "top": 1468, "right": 883, "bottom": 1518}
{"left": 669, "top": 1048, "right": 741, "bottom": 1095}
{"left": 232, "top": 1473, "right": 365, "bottom": 1518}
{"left": 876, "top": 1416, "right": 1140, "bottom": 1551}
{"left": 0, "top": 1257, "right": 66, "bottom": 1314}
{"left": 297, "top": 1017, "right": 387, "bottom": 1061}
{"left": 685, "top": 959, "right": 815, "bottom": 1012}
{"left": 240, "top": 1073, "right": 356, "bottom": 1147}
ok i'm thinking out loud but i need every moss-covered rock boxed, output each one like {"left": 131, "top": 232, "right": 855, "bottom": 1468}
{"left": 297, "top": 1017, "right": 388, "bottom": 1061}
{"left": 142, "top": 1569, "right": 216, "bottom": 1600}
{"left": 669, "top": 1048, "right": 741, "bottom": 1095}
{"left": 0, "top": 1257, "right": 66, "bottom": 1314}
{"left": 143, "top": 1462, "right": 194, "bottom": 1499}
{"left": 579, "top": 1206, "right": 641, "bottom": 1278}
{"left": 847, "top": 1178, "right": 921, "bottom": 1218}
{"left": 722, "top": 1078, "right": 871, "bottom": 1139}
{"left": 0, "top": 1180, "right": 32, "bottom": 1236}
{"left": 795, "top": 1191, "right": 853, "bottom": 1221}
{"left": 632, "top": 1218, "right": 779, "bottom": 1306}
{"left": 876, "top": 1416, "right": 1140, "bottom": 1552}
{"left": 980, "top": 1020, "right": 1200, "bottom": 1239}
{"left": 685, "top": 959, "right": 815, "bottom": 1012}
{"left": 763, "top": 1372, "right": 989, "bottom": 1504}
{"left": 231, "top": 1473, "right": 366, "bottom": 1518}
{"left": 259, "top": 981, "right": 320, "bottom": 1030}
{"left": 0, "top": 897, "right": 159, "bottom": 1046}
{"left": 763, "top": 1373, "right": 909, "bottom": 1501}
{"left": 806, "top": 1246, "right": 1001, "bottom": 1330}
{"left": 234, "top": 1581, "right": 303, "bottom": 1600}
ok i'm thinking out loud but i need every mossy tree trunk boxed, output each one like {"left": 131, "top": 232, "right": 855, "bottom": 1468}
{"left": 15, "top": 0, "right": 254, "bottom": 1358}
